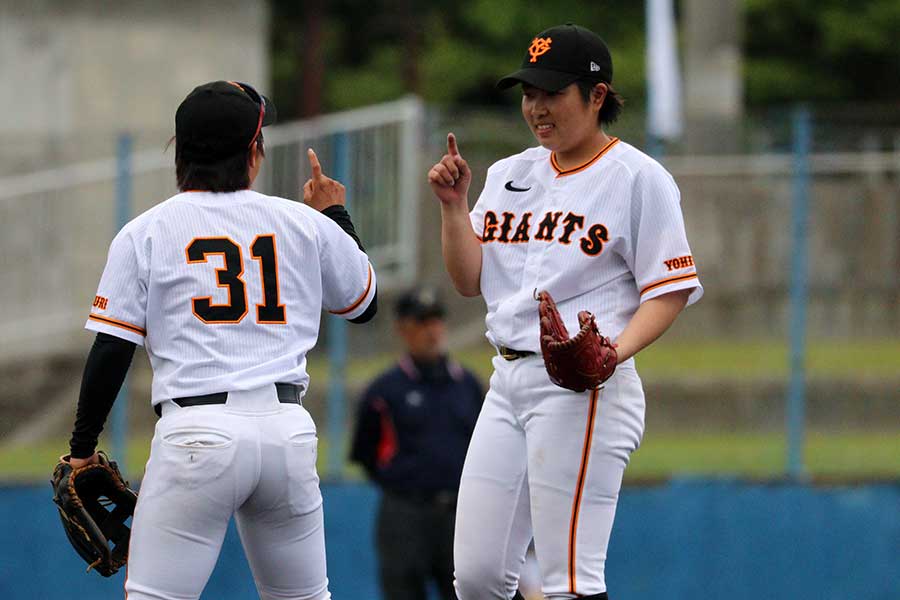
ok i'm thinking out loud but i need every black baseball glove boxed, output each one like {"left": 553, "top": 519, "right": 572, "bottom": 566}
{"left": 50, "top": 451, "right": 138, "bottom": 576}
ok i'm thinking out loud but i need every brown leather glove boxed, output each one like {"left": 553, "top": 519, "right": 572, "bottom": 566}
{"left": 538, "top": 290, "right": 617, "bottom": 392}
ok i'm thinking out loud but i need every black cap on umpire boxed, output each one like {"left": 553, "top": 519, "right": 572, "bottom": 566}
{"left": 395, "top": 287, "right": 446, "bottom": 321}
{"left": 175, "top": 80, "right": 277, "bottom": 163}
{"left": 497, "top": 24, "right": 613, "bottom": 92}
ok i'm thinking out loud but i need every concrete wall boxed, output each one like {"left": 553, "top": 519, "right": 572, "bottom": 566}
{"left": 673, "top": 173, "right": 900, "bottom": 339}
{"left": 683, "top": 0, "right": 743, "bottom": 153}
{"left": 0, "top": 0, "right": 270, "bottom": 363}
{"left": 0, "top": 0, "right": 269, "bottom": 174}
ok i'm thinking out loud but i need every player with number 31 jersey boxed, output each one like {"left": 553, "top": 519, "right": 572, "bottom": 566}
{"left": 66, "top": 80, "right": 375, "bottom": 600}
{"left": 87, "top": 180, "right": 374, "bottom": 402}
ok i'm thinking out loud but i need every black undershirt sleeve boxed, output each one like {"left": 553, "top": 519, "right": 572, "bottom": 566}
{"left": 321, "top": 204, "right": 377, "bottom": 324}
{"left": 322, "top": 204, "right": 364, "bottom": 251}
{"left": 69, "top": 332, "right": 137, "bottom": 459}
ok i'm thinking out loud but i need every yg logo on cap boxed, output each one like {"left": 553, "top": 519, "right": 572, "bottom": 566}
{"left": 529, "top": 37, "right": 552, "bottom": 63}
{"left": 590, "top": 61, "right": 601, "bottom": 72}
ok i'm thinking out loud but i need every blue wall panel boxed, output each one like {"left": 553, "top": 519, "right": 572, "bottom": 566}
{"left": 606, "top": 480, "right": 900, "bottom": 599}
{"left": 2, "top": 480, "right": 897, "bottom": 599}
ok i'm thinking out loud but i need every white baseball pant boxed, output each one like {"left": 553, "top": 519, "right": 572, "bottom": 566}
{"left": 454, "top": 355, "right": 645, "bottom": 599}
{"left": 125, "top": 385, "right": 330, "bottom": 600}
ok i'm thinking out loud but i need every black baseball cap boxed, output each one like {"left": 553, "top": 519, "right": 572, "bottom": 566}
{"left": 175, "top": 80, "right": 277, "bottom": 163}
{"left": 497, "top": 24, "right": 613, "bottom": 92}
{"left": 395, "top": 288, "right": 446, "bottom": 321}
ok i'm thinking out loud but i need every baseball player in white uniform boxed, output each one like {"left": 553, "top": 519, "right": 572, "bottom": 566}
{"left": 428, "top": 25, "right": 702, "bottom": 599}
{"left": 64, "top": 81, "right": 377, "bottom": 599}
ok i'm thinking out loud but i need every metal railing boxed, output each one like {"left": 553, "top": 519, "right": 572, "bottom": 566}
{"left": 0, "top": 96, "right": 425, "bottom": 362}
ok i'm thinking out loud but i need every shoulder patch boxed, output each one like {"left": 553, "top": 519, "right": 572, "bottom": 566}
{"left": 663, "top": 255, "right": 694, "bottom": 271}
{"left": 92, "top": 295, "right": 109, "bottom": 311}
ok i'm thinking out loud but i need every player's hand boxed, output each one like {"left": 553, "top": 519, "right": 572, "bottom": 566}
{"left": 66, "top": 452, "right": 100, "bottom": 469}
{"left": 303, "top": 148, "right": 346, "bottom": 211}
{"left": 428, "top": 133, "right": 472, "bottom": 210}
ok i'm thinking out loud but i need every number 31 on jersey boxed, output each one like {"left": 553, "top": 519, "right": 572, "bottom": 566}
{"left": 186, "top": 234, "right": 286, "bottom": 325}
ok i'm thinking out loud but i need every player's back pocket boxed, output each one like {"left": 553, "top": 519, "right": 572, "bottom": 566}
{"left": 157, "top": 425, "right": 237, "bottom": 491}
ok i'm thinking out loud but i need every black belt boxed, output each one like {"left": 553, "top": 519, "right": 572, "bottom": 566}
{"left": 387, "top": 488, "right": 458, "bottom": 508}
{"left": 154, "top": 383, "right": 302, "bottom": 417}
{"left": 497, "top": 345, "right": 536, "bottom": 361}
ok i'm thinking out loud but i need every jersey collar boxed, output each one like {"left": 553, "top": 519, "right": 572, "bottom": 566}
{"left": 550, "top": 137, "right": 619, "bottom": 177}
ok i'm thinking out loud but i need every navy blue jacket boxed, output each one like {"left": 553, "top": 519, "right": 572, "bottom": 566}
{"left": 350, "top": 355, "right": 484, "bottom": 494}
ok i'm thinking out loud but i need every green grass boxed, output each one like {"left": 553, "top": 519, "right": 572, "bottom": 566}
{"left": 0, "top": 437, "right": 150, "bottom": 483}
{"left": 625, "top": 432, "right": 900, "bottom": 481}
{"left": 4, "top": 338, "right": 896, "bottom": 483}
{"left": 4, "top": 431, "right": 898, "bottom": 484}
{"left": 308, "top": 338, "right": 900, "bottom": 384}
{"left": 634, "top": 338, "right": 900, "bottom": 380}
{"left": 442, "top": 339, "right": 900, "bottom": 380}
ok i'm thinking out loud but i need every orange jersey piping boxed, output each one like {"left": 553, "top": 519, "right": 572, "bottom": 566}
{"left": 552, "top": 138, "right": 619, "bottom": 177}
{"left": 640, "top": 272, "right": 699, "bottom": 296}
{"left": 88, "top": 314, "right": 146, "bottom": 336}
{"left": 568, "top": 388, "right": 599, "bottom": 593}
{"left": 330, "top": 264, "right": 374, "bottom": 315}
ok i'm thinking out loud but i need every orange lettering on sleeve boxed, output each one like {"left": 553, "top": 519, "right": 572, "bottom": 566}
{"left": 663, "top": 255, "right": 694, "bottom": 272}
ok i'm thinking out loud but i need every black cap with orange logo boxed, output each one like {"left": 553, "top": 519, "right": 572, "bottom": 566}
{"left": 497, "top": 24, "right": 613, "bottom": 92}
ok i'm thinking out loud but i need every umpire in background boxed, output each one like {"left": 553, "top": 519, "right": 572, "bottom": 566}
{"left": 350, "top": 287, "right": 484, "bottom": 600}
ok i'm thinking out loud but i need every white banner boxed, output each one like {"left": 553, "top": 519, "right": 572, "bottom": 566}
{"left": 646, "top": 0, "right": 683, "bottom": 140}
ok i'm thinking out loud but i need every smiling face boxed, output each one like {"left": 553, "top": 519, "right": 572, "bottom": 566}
{"left": 521, "top": 82, "right": 608, "bottom": 166}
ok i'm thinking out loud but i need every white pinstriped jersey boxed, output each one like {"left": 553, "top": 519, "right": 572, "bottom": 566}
{"left": 470, "top": 138, "right": 702, "bottom": 355}
{"left": 86, "top": 189, "right": 375, "bottom": 405}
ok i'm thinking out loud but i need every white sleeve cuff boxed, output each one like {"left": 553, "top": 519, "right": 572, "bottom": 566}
{"left": 639, "top": 273, "right": 703, "bottom": 306}
{"left": 328, "top": 264, "right": 377, "bottom": 320}
{"left": 85, "top": 313, "right": 146, "bottom": 345}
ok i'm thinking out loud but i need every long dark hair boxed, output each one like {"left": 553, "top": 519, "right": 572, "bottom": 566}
{"left": 170, "top": 134, "right": 266, "bottom": 192}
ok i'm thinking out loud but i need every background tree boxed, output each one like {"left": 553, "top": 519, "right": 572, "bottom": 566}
{"left": 271, "top": 0, "right": 900, "bottom": 119}
{"left": 272, "top": 0, "right": 646, "bottom": 117}
{"left": 744, "top": 0, "right": 900, "bottom": 104}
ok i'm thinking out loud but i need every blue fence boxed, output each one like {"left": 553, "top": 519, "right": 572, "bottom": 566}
{"left": 3, "top": 480, "right": 897, "bottom": 599}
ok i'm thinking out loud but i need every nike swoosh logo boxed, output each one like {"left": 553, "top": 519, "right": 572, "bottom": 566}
{"left": 504, "top": 180, "right": 531, "bottom": 192}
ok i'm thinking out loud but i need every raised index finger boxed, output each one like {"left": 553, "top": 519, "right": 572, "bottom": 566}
{"left": 447, "top": 133, "right": 461, "bottom": 157}
{"left": 307, "top": 148, "right": 323, "bottom": 179}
